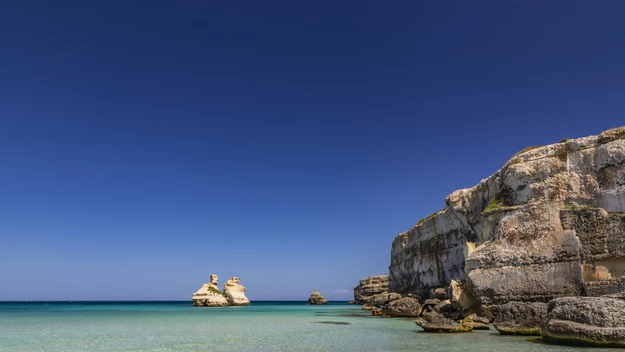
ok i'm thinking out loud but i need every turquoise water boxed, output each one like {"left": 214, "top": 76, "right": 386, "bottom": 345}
{"left": 0, "top": 301, "right": 612, "bottom": 352}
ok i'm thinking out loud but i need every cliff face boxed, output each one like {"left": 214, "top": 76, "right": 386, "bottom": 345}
{"left": 389, "top": 127, "right": 625, "bottom": 305}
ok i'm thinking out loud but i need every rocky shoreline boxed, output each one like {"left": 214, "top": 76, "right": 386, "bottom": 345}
{"left": 357, "top": 126, "right": 625, "bottom": 347}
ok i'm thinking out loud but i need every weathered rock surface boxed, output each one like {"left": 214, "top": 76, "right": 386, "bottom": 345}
{"left": 432, "top": 288, "right": 448, "bottom": 300}
{"left": 421, "top": 298, "right": 440, "bottom": 312}
{"left": 433, "top": 299, "right": 455, "bottom": 317}
{"left": 308, "top": 290, "right": 328, "bottom": 305}
{"left": 493, "top": 301, "right": 548, "bottom": 335}
{"left": 369, "top": 292, "right": 401, "bottom": 306}
{"left": 192, "top": 274, "right": 229, "bottom": 307}
{"left": 389, "top": 127, "right": 625, "bottom": 307}
{"left": 415, "top": 311, "right": 473, "bottom": 333}
{"left": 353, "top": 275, "right": 389, "bottom": 304}
{"left": 541, "top": 296, "right": 625, "bottom": 347}
{"left": 223, "top": 277, "right": 250, "bottom": 306}
{"left": 420, "top": 298, "right": 459, "bottom": 319}
{"left": 362, "top": 292, "right": 400, "bottom": 310}
{"left": 381, "top": 297, "right": 421, "bottom": 317}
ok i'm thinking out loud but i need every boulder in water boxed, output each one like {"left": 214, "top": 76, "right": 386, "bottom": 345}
{"left": 540, "top": 296, "right": 625, "bottom": 347}
{"left": 415, "top": 311, "right": 473, "bottom": 333}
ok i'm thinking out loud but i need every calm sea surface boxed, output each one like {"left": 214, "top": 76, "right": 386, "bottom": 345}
{"left": 0, "top": 301, "right": 612, "bottom": 352}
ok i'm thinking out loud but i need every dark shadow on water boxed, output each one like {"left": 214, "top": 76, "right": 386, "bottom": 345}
{"left": 313, "top": 321, "right": 351, "bottom": 325}
{"left": 314, "top": 310, "right": 372, "bottom": 318}
{"left": 525, "top": 337, "right": 545, "bottom": 344}
{"left": 492, "top": 333, "right": 549, "bottom": 346}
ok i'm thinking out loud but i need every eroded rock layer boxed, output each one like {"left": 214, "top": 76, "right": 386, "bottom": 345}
{"left": 353, "top": 275, "right": 389, "bottom": 304}
{"left": 389, "top": 127, "right": 625, "bottom": 305}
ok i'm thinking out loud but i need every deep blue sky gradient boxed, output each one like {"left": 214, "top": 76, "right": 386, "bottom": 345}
{"left": 1, "top": 1, "right": 624, "bottom": 300}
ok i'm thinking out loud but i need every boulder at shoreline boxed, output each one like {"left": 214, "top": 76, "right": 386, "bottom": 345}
{"left": 540, "top": 296, "right": 625, "bottom": 347}
{"left": 381, "top": 297, "right": 421, "bottom": 317}
{"left": 493, "top": 301, "right": 547, "bottom": 336}
{"left": 415, "top": 311, "right": 473, "bottom": 333}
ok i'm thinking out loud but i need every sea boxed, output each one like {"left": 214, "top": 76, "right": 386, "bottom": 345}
{"left": 0, "top": 301, "right": 612, "bottom": 352}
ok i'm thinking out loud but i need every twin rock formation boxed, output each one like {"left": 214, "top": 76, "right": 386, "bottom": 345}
{"left": 359, "top": 127, "right": 625, "bottom": 347}
{"left": 192, "top": 274, "right": 250, "bottom": 307}
{"left": 193, "top": 275, "right": 329, "bottom": 306}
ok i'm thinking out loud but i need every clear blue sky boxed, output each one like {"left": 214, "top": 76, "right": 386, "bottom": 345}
{"left": 1, "top": 1, "right": 623, "bottom": 301}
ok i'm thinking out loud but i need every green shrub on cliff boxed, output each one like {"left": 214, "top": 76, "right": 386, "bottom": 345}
{"left": 207, "top": 286, "right": 223, "bottom": 295}
{"left": 416, "top": 210, "right": 444, "bottom": 226}
{"left": 484, "top": 199, "right": 501, "bottom": 212}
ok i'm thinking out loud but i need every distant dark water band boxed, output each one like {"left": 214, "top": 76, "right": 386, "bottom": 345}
{"left": 0, "top": 301, "right": 351, "bottom": 306}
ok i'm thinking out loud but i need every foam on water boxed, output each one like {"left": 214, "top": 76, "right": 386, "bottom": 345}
{"left": 0, "top": 302, "right": 612, "bottom": 351}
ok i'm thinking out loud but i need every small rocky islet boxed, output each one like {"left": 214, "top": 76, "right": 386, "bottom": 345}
{"left": 308, "top": 290, "right": 328, "bottom": 305}
{"left": 192, "top": 274, "right": 250, "bottom": 307}
{"left": 354, "top": 126, "right": 625, "bottom": 347}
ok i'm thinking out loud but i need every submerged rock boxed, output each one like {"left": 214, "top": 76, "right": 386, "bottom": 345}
{"left": 493, "top": 301, "right": 547, "bottom": 336}
{"left": 192, "top": 274, "right": 229, "bottom": 307}
{"left": 540, "top": 296, "right": 625, "bottom": 347}
{"left": 461, "top": 314, "right": 490, "bottom": 330}
{"left": 353, "top": 275, "right": 389, "bottom": 304}
{"left": 314, "top": 321, "right": 350, "bottom": 325}
{"left": 415, "top": 311, "right": 473, "bottom": 333}
{"left": 308, "top": 290, "right": 328, "bottom": 305}
{"left": 223, "top": 277, "right": 250, "bottom": 306}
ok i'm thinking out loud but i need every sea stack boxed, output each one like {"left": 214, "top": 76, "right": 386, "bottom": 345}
{"left": 308, "top": 290, "right": 328, "bottom": 305}
{"left": 223, "top": 277, "right": 250, "bottom": 306}
{"left": 192, "top": 274, "right": 229, "bottom": 307}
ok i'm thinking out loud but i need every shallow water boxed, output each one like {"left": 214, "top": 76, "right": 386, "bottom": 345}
{"left": 0, "top": 301, "right": 612, "bottom": 351}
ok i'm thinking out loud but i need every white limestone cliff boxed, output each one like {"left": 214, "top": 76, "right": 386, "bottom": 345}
{"left": 192, "top": 274, "right": 229, "bottom": 307}
{"left": 223, "top": 277, "right": 250, "bottom": 306}
{"left": 389, "top": 126, "right": 625, "bottom": 306}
